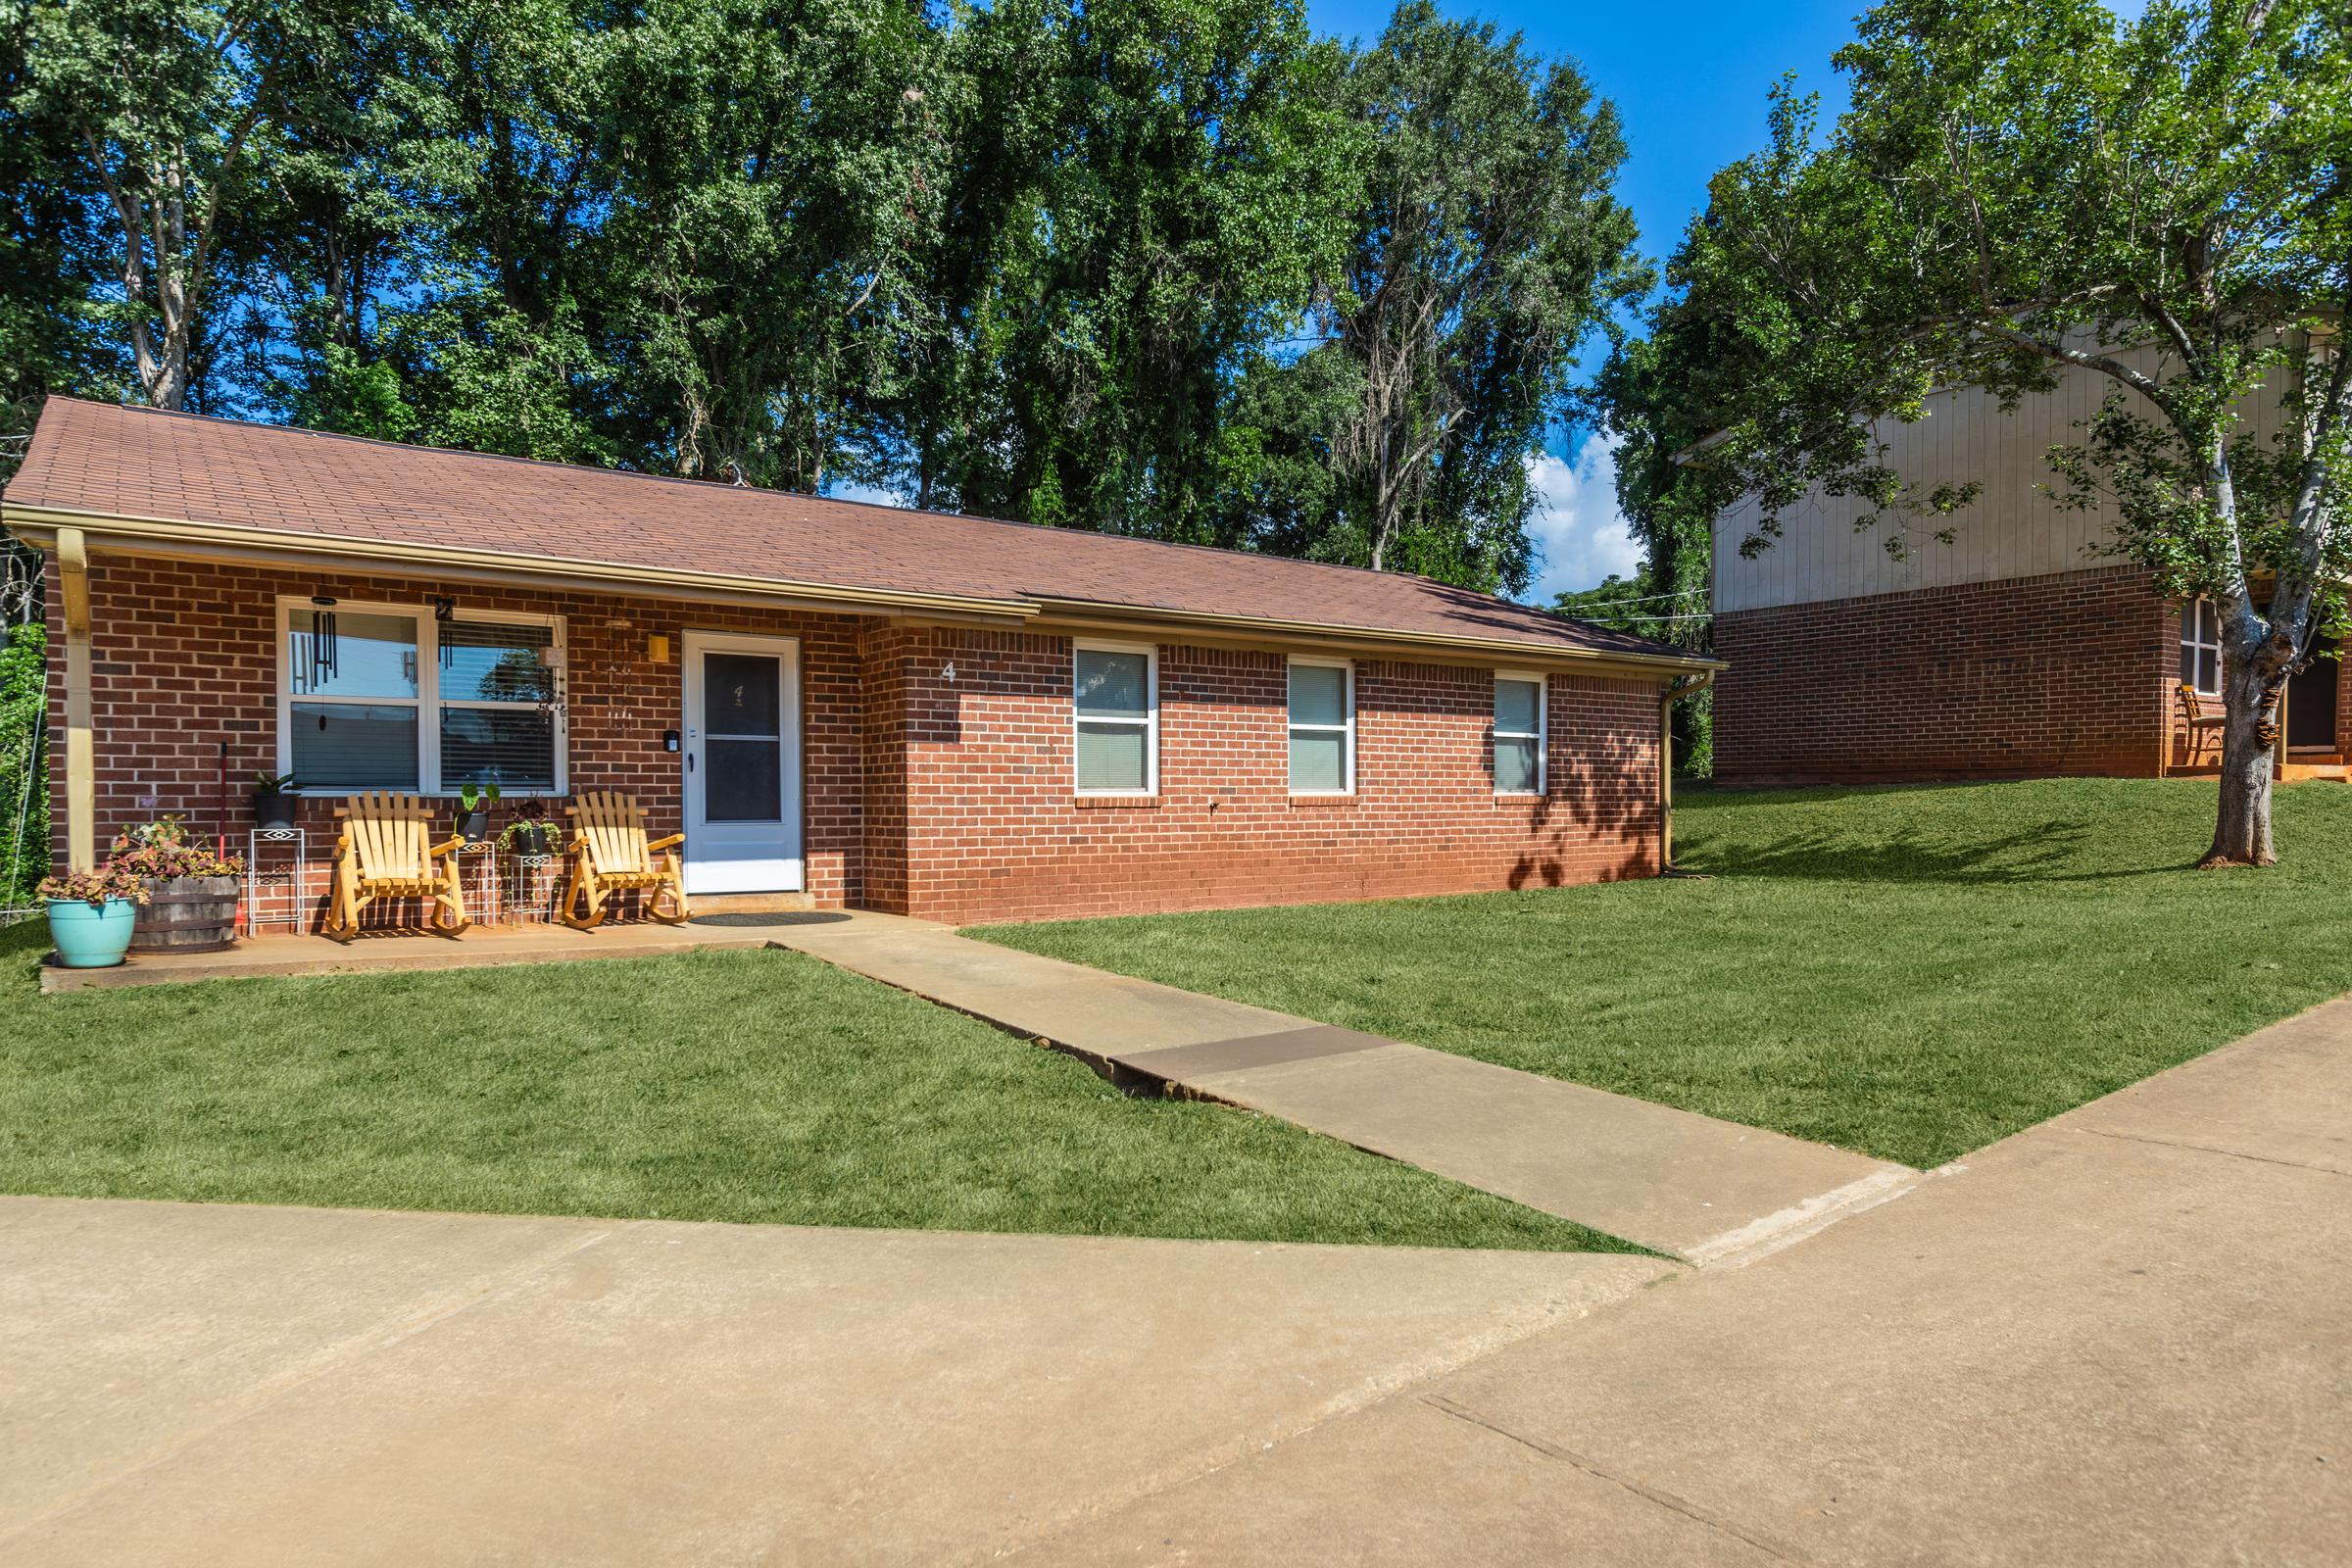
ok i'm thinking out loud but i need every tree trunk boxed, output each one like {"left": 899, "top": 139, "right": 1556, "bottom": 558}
{"left": 2202, "top": 658, "right": 2281, "bottom": 867}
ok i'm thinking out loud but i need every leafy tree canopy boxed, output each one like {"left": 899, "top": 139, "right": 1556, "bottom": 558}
{"left": 1607, "top": 0, "right": 2351, "bottom": 862}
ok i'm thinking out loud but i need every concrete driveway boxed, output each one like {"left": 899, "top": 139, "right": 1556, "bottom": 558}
{"left": 5, "top": 998, "right": 2349, "bottom": 1564}
{"left": 0, "top": 1201, "right": 1666, "bottom": 1566}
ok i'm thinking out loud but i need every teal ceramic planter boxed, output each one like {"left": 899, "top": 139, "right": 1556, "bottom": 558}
{"left": 46, "top": 897, "right": 139, "bottom": 968}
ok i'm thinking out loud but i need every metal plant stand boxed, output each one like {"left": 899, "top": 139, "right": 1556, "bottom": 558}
{"left": 505, "top": 854, "right": 565, "bottom": 925}
{"left": 456, "top": 840, "right": 504, "bottom": 926}
{"left": 244, "top": 827, "right": 308, "bottom": 935}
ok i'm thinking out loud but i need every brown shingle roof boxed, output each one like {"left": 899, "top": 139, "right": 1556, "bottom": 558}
{"left": 5, "top": 398, "right": 1703, "bottom": 665}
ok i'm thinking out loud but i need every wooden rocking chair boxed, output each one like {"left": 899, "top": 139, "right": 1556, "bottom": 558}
{"left": 561, "top": 792, "right": 691, "bottom": 928}
{"left": 2177, "top": 683, "right": 2228, "bottom": 767}
{"left": 321, "top": 792, "right": 468, "bottom": 942}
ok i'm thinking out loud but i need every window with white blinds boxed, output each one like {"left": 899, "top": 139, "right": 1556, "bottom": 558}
{"left": 1494, "top": 673, "right": 1546, "bottom": 796}
{"left": 1073, "top": 643, "right": 1157, "bottom": 795}
{"left": 279, "top": 599, "right": 565, "bottom": 794}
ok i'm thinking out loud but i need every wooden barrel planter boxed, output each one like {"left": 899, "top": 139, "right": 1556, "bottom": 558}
{"left": 127, "top": 875, "right": 241, "bottom": 955}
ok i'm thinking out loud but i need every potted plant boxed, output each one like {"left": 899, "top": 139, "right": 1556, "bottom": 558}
{"left": 111, "top": 816, "right": 245, "bottom": 955}
{"left": 500, "top": 800, "right": 560, "bottom": 858}
{"left": 252, "top": 771, "right": 299, "bottom": 832}
{"left": 456, "top": 781, "right": 501, "bottom": 844}
{"left": 39, "top": 863, "right": 148, "bottom": 969}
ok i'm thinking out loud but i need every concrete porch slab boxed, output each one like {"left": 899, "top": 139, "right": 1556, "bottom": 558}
{"left": 36, "top": 919, "right": 787, "bottom": 992}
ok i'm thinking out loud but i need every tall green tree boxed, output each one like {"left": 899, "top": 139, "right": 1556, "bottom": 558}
{"left": 22, "top": 0, "right": 289, "bottom": 411}
{"left": 590, "top": 0, "right": 947, "bottom": 490}
{"left": 1641, "top": 0, "right": 2350, "bottom": 865}
{"left": 914, "top": 0, "right": 1358, "bottom": 538}
{"left": 1224, "top": 1, "right": 1644, "bottom": 593}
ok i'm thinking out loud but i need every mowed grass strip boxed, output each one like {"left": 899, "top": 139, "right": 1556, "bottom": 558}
{"left": 0, "top": 921, "right": 1624, "bottom": 1251}
{"left": 975, "top": 779, "right": 2352, "bottom": 1169}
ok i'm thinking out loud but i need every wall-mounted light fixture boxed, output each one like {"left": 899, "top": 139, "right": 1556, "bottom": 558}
{"left": 647, "top": 634, "right": 670, "bottom": 662}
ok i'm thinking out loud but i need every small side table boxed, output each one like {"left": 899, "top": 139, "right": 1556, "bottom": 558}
{"left": 245, "top": 827, "right": 308, "bottom": 935}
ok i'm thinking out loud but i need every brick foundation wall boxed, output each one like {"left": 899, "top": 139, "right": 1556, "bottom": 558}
{"left": 49, "top": 552, "right": 1668, "bottom": 928}
{"left": 877, "top": 628, "right": 1663, "bottom": 924}
{"left": 1713, "top": 565, "right": 2173, "bottom": 784}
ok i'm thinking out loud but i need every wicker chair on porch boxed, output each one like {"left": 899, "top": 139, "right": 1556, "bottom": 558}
{"left": 560, "top": 791, "right": 691, "bottom": 929}
{"left": 321, "top": 792, "right": 468, "bottom": 942}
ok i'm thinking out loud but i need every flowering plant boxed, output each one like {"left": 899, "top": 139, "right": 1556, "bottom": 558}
{"left": 109, "top": 816, "right": 244, "bottom": 880}
{"left": 38, "top": 865, "right": 149, "bottom": 908}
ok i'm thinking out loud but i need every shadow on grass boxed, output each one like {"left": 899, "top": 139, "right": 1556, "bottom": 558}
{"left": 1681, "top": 819, "right": 2199, "bottom": 885}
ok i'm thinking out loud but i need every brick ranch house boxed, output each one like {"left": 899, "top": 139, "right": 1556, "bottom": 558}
{"left": 1704, "top": 334, "right": 2348, "bottom": 785}
{"left": 4, "top": 399, "right": 1719, "bottom": 926}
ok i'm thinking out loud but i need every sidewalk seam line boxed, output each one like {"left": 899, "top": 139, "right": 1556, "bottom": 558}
{"left": 979, "top": 1271, "right": 1678, "bottom": 1565}
{"left": 2063, "top": 1125, "right": 2352, "bottom": 1179}
{"left": 1420, "top": 1394, "right": 1820, "bottom": 1565}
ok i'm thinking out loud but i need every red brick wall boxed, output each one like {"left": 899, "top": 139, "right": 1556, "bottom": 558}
{"left": 50, "top": 553, "right": 1667, "bottom": 927}
{"left": 49, "top": 556, "right": 871, "bottom": 926}
{"left": 876, "top": 628, "right": 1663, "bottom": 924}
{"left": 1713, "top": 565, "right": 2173, "bottom": 784}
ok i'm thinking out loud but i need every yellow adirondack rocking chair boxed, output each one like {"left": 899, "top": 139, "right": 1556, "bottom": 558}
{"left": 322, "top": 792, "right": 468, "bottom": 942}
{"left": 561, "top": 792, "right": 691, "bottom": 928}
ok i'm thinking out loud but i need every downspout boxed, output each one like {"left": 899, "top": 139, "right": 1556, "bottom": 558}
{"left": 57, "top": 527, "right": 95, "bottom": 871}
{"left": 1658, "top": 672, "right": 1716, "bottom": 875}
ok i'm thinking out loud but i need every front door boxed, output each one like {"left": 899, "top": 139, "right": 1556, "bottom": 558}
{"left": 2288, "top": 636, "right": 2341, "bottom": 753}
{"left": 681, "top": 632, "right": 803, "bottom": 894}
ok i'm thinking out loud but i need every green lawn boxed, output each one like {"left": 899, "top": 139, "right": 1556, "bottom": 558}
{"left": 0, "top": 921, "right": 1621, "bottom": 1251}
{"left": 975, "top": 778, "right": 2352, "bottom": 1169}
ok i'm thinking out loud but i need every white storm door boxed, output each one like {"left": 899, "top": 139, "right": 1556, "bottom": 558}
{"left": 681, "top": 632, "right": 804, "bottom": 894}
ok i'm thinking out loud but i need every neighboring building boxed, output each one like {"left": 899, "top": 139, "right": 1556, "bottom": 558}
{"left": 2, "top": 399, "right": 1716, "bottom": 927}
{"left": 1705, "top": 348, "right": 2345, "bottom": 784}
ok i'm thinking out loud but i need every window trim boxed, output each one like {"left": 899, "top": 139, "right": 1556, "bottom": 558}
{"left": 1286, "top": 655, "right": 1355, "bottom": 796}
{"left": 1493, "top": 669, "right": 1547, "bottom": 798}
{"left": 1072, "top": 639, "right": 1158, "bottom": 798}
{"left": 2180, "top": 597, "right": 2223, "bottom": 697}
{"left": 275, "top": 595, "right": 568, "bottom": 797}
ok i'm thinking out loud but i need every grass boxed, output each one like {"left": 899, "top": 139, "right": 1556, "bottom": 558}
{"left": 974, "top": 778, "right": 2352, "bottom": 1170}
{"left": 0, "top": 919, "right": 1625, "bottom": 1251}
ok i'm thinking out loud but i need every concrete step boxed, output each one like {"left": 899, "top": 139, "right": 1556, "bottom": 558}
{"left": 2280, "top": 762, "right": 2348, "bottom": 782}
{"left": 690, "top": 891, "right": 819, "bottom": 914}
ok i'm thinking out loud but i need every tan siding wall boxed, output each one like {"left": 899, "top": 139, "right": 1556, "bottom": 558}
{"left": 1712, "top": 347, "right": 2297, "bottom": 612}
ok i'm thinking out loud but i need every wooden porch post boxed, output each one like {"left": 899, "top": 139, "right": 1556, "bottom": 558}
{"left": 57, "top": 527, "right": 95, "bottom": 872}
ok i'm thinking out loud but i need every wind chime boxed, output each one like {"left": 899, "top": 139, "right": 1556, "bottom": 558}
{"left": 307, "top": 599, "right": 339, "bottom": 731}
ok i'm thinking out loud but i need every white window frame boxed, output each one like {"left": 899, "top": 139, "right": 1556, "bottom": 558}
{"left": 1286, "top": 656, "right": 1355, "bottom": 796}
{"left": 1494, "top": 669, "right": 1548, "bottom": 798}
{"left": 1072, "top": 639, "right": 1158, "bottom": 798}
{"left": 2180, "top": 597, "right": 2223, "bottom": 697}
{"left": 275, "top": 595, "right": 568, "bottom": 796}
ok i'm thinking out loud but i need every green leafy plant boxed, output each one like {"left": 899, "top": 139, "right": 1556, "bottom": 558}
{"left": 498, "top": 799, "right": 558, "bottom": 853}
{"left": 253, "top": 772, "right": 297, "bottom": 795}
{"left": 459, "top": 782, "right": 503, "bottom": 813}
{"left": 108, "top": 818, "right": 242, "bottom": 881}
{"left": 37, "top": 865, "right": 147, "bottom": 908}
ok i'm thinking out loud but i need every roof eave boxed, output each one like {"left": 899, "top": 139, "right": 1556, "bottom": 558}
{"left": 0, "top": 503, "right": 1040, "bottom": 622}
{"left": 1026, "top": 596, "right": 1725, "bottom": 675}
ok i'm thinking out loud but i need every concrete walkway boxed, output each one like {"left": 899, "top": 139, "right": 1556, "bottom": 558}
{"left": 0, "top": 1200, "right": 1669, "bottom": 1566}
{"left": 763, "top": 911, "right": 1914, "bottom": 1262}
{"left": 4, "top": 997, "right": 2346, "bottom": 1563}
{"left": 1009, "top": 997, "right": 2352, "bottom": 1565}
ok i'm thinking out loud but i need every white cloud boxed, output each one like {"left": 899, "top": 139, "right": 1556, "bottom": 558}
{"left": 1523, "top": 431, "right": 1642, "bottom": 602}
{"left": 824, "top": 479, "right": 904, "bottom": 509}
